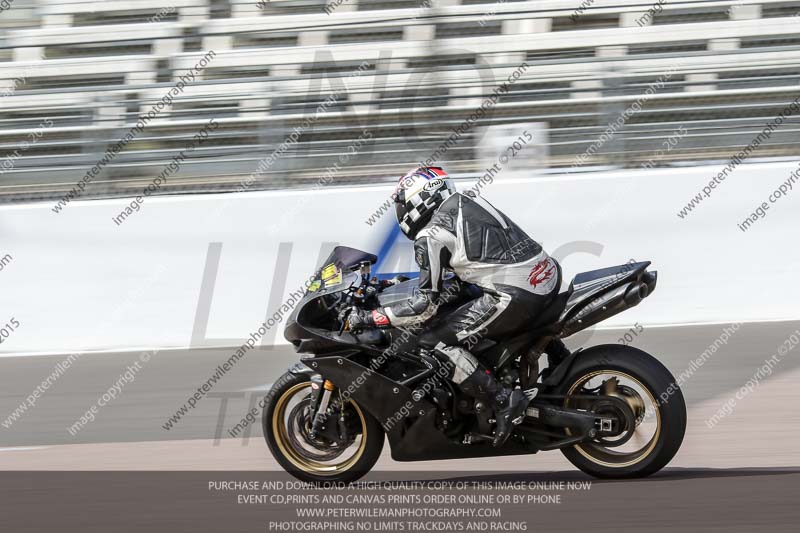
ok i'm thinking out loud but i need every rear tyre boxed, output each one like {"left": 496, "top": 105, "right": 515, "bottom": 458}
{"left": 556, "top": 345, "right": 686, "bottom": 479}
{"left": 263, "top": 371, "right": 384, "bottom": 484}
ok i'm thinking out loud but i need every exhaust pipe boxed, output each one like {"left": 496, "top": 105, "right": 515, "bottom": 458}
{"left": 624, "top": 271, "right": 657, "bottom": 306}
{"left": 624, "top": 282, "right": 645, "bottom": 305}
{"left": 643, "top": 271, "right": 658, "bottom": 293}
{"left": 559, "top": 270, "right": 658, "bottom": 338}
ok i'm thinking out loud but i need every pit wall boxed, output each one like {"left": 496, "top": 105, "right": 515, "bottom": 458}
{"left": 1, "top": 160, "right": 798, "bottom": 354}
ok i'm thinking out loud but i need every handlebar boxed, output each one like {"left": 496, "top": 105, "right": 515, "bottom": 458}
{"left": 334, "top": 275, "right": 392, "bottom": 336}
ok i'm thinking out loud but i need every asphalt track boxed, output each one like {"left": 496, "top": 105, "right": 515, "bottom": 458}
{"left": 1, "top": 322, "right": 799, "bottom": 531}
{"left": 2, "top": 321, "right": 798, "bottom": 449}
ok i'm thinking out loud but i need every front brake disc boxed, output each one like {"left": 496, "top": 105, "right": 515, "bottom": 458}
{"left": 286, "top": 400, "right": 351, "bottom": 462}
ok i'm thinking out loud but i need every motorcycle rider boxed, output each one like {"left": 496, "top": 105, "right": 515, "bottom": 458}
{"left": 347, "top": 166, "right": 561, "bottom": 447}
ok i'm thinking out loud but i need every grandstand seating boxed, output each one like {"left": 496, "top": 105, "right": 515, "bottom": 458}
{"left": 1, "top": 0, "right": 799, "bottom": 201}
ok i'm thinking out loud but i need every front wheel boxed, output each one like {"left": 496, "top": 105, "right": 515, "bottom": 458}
{"left": 556, "top": 345, "right": 686, "bottom": 479}
{"left": 262, "top": 371, "right": 384, "bottom": 483}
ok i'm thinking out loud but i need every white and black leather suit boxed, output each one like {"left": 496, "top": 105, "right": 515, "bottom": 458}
{"left": 377, "top": 191, "right": 562, "bottom": 385}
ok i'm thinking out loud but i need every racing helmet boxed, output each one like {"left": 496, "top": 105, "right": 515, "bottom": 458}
{"left": 394, "top": 166, "right": 456, "bottom": 239}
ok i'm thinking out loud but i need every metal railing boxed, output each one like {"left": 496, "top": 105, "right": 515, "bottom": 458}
{"left": 1, "top": 0, "right": 800, "bottom": 203}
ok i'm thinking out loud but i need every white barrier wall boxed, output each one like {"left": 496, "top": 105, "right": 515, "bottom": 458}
{"left": 1, "top": 160, "right": 799, "bottom": 355}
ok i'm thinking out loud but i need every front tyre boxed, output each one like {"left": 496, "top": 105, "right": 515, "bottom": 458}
{"left": 262, "top": 371, "right": 384, "bottom": 484}
{"left": 556, "top": 345, "right": 686, "bottom": 479}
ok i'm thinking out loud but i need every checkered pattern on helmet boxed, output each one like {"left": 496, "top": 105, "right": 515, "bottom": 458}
{"left": 395, "top": 167, "right": 456, "bottom": 237}
{"left": 401, "top": 187, "right": 449, "bottom": 225}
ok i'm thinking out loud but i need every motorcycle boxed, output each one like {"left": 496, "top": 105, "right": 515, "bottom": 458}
{"left": 263, "top": 246, "right": 686, "bottom": 482}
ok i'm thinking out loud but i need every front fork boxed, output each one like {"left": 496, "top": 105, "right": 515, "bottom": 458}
{"left": 307, "top": 375, "right": 331, "bottom": 440}
{"left": 307, "top": 377, "right": 352, "bottom": 442}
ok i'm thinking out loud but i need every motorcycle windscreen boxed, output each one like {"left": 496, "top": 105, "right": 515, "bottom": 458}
{"left": 305, "top": 246, "right": 377, "bottom": 294}
{"left": 284, "top": 249, "right": 369, "bottom": 344}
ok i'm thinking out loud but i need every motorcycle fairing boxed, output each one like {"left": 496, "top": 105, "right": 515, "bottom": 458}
{"left": 305, "top": 354, "right": 541, "bottom": 461}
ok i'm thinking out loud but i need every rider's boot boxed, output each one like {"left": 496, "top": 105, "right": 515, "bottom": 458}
{"left": 433, "top": 343, "right": 530, "bottom": 447}
{"left": 459, "top": 368, "right": 530, "bottom": 447}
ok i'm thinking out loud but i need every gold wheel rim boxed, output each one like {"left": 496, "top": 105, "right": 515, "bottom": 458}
{"left": 272, "top": 382, "right": 368, "bottom": 475}
{"left": 566, "top": 370, "right": 661, "bottom": 468}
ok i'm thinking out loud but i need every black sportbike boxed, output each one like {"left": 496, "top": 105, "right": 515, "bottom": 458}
{"left": 263, "top": 246, "right": 686, "bottom": 482}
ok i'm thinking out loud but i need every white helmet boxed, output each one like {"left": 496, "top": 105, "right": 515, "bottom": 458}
{"left": 394, "top": 166, "right": 456, "bottom": 239}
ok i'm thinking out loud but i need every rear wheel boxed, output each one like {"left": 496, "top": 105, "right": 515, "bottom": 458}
{"left": 556, "top": 345, "right": 686, "bottom": 478}
{"left": 262, "top": 371, "right": 384, "bottom": 483}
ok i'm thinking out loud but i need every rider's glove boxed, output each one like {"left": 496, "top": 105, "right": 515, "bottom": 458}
{"left": 341, "top": 308, "right": 391, "bottom": 331}
{"left": 347, "top": 309, "right": 373, "bottom": 331}
{"left": 378, "top": 275, "right": 410, "bottom": 290}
